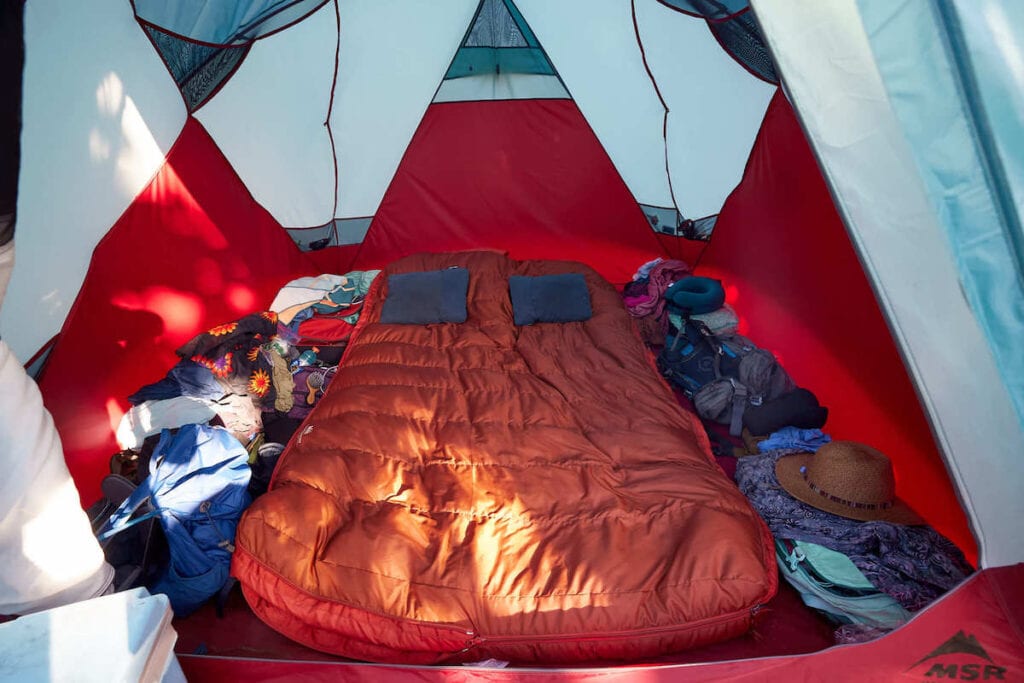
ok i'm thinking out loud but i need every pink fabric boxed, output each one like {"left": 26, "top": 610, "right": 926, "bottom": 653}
{"left": 624, "top": 259, "right": 691, "bottom": 319}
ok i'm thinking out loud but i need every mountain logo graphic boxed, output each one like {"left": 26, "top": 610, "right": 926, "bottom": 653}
{"left": 906, "top": 630, "right": 1007, "bottom": 680}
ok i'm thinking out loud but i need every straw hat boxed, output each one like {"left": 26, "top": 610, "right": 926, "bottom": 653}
{"left": 774, "top": 441, "right": 924, "bottom": 525}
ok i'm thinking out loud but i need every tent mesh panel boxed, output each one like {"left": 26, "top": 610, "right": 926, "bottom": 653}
{"left": 640, "top": 205, "right": 717, "bottom": 241}
{"left": 444, "top": 0, "right": 555, "bottom": 79}
{"left": 134, "top": 0, "right": 328, "bottom": 46}
{"left": 284, "top": 223, "right": 336, "bottom": 252}
{"left": 682, "top": 215, "right": 717, "bottom": 241}
{"left": 657, "top": 0, "right": 750, "bottom": 22}
{"left": 284, "top": 218, "right": 373, "bottom": 251}
{"left": 144, "top": 25, "right": 250, "bottom": 112}
{"left": 708, "top": 11, "right": 778, "bottom": 84}
{"left": 466, "top": 0, "right": 528, "bottom": 48}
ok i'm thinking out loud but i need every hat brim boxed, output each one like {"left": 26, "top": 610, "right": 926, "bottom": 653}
{"left": 774, "top": 453, "right": 925, "bottom": 525}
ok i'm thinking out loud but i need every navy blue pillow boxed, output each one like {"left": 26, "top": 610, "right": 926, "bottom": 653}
{"left": 509, "top": 273, "right": 592, "bottom": 325}
{"left": 380, "top": 267, "right": 469, "bottom": 324}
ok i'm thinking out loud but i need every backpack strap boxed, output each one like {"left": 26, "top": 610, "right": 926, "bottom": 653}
{"left": 683, "top": 315, "right": 732, "bottom": 383}
{"left": 95, "top": 480, "right": 159, "bottom": 542}
{"left": 685, "top": 315, "right": 751, "bottom": 436}
{"left": 728, "top": 380, "right": 748, "bottom": 437}
{"left": 215, "top": 577, "right": 238, "bottom": 618}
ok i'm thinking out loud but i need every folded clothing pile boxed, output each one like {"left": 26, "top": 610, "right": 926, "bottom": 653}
{"left": 735, "top": 443, "right": 973, "bottom": 642}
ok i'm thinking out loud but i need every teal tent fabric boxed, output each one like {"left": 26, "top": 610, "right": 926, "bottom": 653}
{"left": 134, "top": 0, "right": 328, "bottom": 46}
{"left": 445, "top": 0, "right": 555, "bottom": 80}
{"left": 859, "top": 0, "right": 1024, "bottom": 427}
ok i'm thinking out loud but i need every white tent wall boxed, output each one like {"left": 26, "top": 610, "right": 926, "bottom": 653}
{"left": 196, "top": 1, "right": 337, "bottom": 231}
{"left": 511, "top": 1, "right": 674, "bottom": 211}
{"left": 331, "top": 0, "right": 479, "bottom": 224}
{"left": 91, "top": 3, "right": 773, "bottom": 245}
{"left": 632, "top": 0, "right": 775, "bottom": 220}
{"left": 3, "top": 0, "right": 185, "bottom": 363}
{"left": 751, "top": 0, "right": 1024, "bottom": 567}
{"left": 432, "top": 73, "right": 570, "bottom": 103}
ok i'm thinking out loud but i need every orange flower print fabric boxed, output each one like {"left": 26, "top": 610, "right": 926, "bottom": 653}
{"left": 248, "top": 369, "right": 271, "bottom": 397}
{"left": 208, "top": 322, "right": 239, "bottom": 336}
{"left": 176, "top": 312, "right": 281, "bottom": 405}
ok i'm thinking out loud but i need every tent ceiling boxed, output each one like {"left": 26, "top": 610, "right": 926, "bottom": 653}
{"left": 634, "top": 0, "right": 774, "bottom": 220}
{"left": 195, "top": 1, "right": 337, "bottom": 231}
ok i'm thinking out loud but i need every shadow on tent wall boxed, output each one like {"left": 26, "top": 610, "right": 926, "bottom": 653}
{"left": 699, "top": 90, "right": 977, "bottom": 565}
{"left": 36, "top": 117, "right": 315, "bottom": 508}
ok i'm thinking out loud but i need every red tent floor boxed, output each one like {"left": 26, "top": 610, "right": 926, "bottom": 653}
{"left": 177, "top": 564, "right": 1024, "bottom": 682}
{"left": 173, "top": 574, "right": 835, "bottom": 665}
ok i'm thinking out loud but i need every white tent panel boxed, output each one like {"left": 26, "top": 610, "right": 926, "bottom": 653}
{"left": 636, "top": 2, "right": 775, "bottom": 220}
{"left": 752, "top": 0, "right": 1024, "bottom": 567}
{"left": 516, "top": 0, "right": 673, "bottom": 209}
{"left": 433, "top": 74, "right": 568, "bottom": 103}
{"left": 331, "top": 0, "right": 479, "bottom": 220}
{"left": 4, "top": 0, "right": 185, "bottom": 362}
{"left": 196, "top": 2, "right": 337, "bottom": 231}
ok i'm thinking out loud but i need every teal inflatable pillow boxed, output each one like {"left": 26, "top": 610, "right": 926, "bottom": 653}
{"left": 664, "top": 276, "right": 725, "bottom": 315}
{"left": 509, "top": 274, "right": 592, "bottom": 325}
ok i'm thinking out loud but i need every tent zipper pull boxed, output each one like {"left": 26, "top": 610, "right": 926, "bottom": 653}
{"left": 201, "top": 500, "right": 236, "bottom": 552}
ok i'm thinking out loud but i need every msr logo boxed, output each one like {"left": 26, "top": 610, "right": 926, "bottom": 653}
{"left": 905, "top": 631, "right": 1007, "bottom": 680}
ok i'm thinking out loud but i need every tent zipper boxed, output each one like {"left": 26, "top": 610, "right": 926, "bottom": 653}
{"left": 461, "top": 606, "right": 762, "bottom": 648}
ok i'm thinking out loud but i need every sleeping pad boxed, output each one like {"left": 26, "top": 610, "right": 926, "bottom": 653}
{"left": 232, "top": 251, "right": 777, "bottom": 664}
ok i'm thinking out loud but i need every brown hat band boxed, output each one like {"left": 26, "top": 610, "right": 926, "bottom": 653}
{"left": 801, "top": 467, "right": 894, "bottom": 512}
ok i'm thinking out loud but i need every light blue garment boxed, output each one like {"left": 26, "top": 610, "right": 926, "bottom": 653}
{"left": 632, "top": 257, "right": 663, "bottom": 281}
{"left": 758, "top": 426, "right": 831, "bottom": 453}
{"left": 776, "top": 539, "right": 911, "bottom": 630}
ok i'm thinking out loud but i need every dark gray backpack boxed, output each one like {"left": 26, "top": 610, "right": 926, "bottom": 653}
{"left": 659, "top": 318, "right": 793, "bottom": 435}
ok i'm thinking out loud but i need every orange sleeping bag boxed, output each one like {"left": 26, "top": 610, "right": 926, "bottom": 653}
{"left": 233, "top": 251, "right": 777, "bottom": 664}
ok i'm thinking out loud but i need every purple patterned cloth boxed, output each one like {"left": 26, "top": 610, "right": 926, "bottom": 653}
{"left": 735, "top": 451, "right": 973, "bottom": 611}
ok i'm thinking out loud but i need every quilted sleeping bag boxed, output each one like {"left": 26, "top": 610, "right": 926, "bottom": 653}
{"left": 233, "top": 251, "right": 777, "bottom": 664}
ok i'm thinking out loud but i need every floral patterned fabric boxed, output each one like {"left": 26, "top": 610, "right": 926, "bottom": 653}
{"left": 176, "top": 311, "right": 280, "bottom": 406}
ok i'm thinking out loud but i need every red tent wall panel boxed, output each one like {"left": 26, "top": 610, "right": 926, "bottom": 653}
{"left": 700, "top": 91, "right": 977, "bottom": 563}
{"left": 39, "top": 117, "right": 313, "bottom": 505}
{"left": 304, "top": 243, "right": 361, "bottom": 277}
{"left": 352, "top": 99, "right": 667, "bottom": 284}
